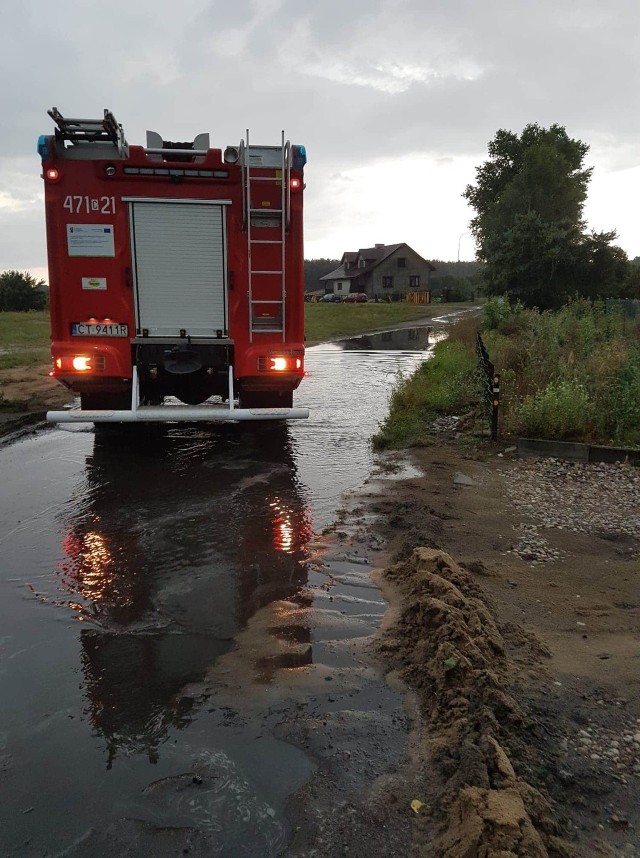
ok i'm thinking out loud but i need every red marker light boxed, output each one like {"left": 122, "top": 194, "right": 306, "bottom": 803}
{"left": 290, "top": 177, "right": 301, "bottom": 190}
{"left": 45, "top": 168, "right": 60, "bottom": 182}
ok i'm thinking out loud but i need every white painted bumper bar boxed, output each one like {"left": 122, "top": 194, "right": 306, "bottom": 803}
{"left": 46, "top": 366, "right": 308, "bottom": 424}
{"left": 46, "top": 405, "right": 309, "bottom": 423}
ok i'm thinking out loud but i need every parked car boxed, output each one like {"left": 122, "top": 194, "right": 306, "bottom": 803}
{"left": 319, "top": 293, "right": 343, "bottom": 303}
{"left": 343, "top": 293, "right": 368, "bottom": 303}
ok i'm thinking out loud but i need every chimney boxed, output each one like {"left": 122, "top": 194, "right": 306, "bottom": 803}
{"left": 375, "top": 243, "right": 384, "bottom": 248}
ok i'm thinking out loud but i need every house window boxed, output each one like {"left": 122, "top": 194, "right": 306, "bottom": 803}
{"left": 409, "top": 275, "right": 421, "bottom": 288}
{"left": 382, "top": 276, "right": 394, "bottom": 288}
{"left": 336, "top": 282, "right": 344, "bottom": 291}
{"left": 397, "top": 257, "right": 406, "bottom": 268}
{"left": 358, "top": 258, "right": 365, "bottom": 268}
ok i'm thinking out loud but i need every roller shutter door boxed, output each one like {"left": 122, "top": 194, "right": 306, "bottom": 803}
{"left": 131, "top": 202, "right": 226, "bottom": 337}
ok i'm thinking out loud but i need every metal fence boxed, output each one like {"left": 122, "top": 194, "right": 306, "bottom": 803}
{"left": 476, "top": 333, "right": 500, "bottom": 441}
{"left": 605, "top": 298, "right": 640, "bottom": 319}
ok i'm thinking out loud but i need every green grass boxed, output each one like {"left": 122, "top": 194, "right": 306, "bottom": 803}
{"left": 372, "top": 339, "right": 479, "bottom": 449}
{"left": 484, "top": 300, "right": 640, "bottom": 446}
{"left": 0, "top": 310, "right": 51, "bottom": 369}
{"left": 0, "top": 305, "right": 473, "bottom": 369}
{"left": 373, "top": 298, "right": 640, "bottom": 450}
{"left": 305, "top": 302, "right": 473, "bottom": 344}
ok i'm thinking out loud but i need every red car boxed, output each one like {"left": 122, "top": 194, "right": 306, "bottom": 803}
{"left": 343, "top": 293, "right": 368, "bottom": 303}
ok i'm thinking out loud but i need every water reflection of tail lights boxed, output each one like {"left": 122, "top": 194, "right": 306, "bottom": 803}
{"left": 55, "top": 423, "right": 314, "bottom": 765}
{"left": 62, "top": 529, "right": 114, "bottom": 603}
{"left": 58, "top": 517, "right": 148, "bottom": 627}
{"left": 269, "top": 497, "right": 313, "bottom": 555}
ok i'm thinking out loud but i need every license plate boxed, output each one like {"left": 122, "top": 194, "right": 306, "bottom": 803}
{"left": 71, "top": 322, "right": 129, "bottom": 337}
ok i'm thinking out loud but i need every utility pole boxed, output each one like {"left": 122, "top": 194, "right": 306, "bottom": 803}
{"left": 457, "top": 231, "right": 470, "bottom": 263}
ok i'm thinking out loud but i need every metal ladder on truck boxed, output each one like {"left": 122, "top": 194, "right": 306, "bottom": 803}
{"left": 47, "top": 107, "right": 128, "bottom": 156}
{"left": 242, "top": 131, "right": 291, "bottom": 343}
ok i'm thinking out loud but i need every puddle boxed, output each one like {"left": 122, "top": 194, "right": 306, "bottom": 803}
{"left": 0, "top": 324, "right": 440, "bottom": 856}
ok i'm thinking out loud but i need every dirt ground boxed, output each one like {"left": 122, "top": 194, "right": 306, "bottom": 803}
{"left": 359, "top": 438, "right": 640, "bottom": 857}
{"left": 2, "top": 367, "right": 639, "bottom": 856}
{"left": 0, "top": 364, "right": 70, "bottom": 434}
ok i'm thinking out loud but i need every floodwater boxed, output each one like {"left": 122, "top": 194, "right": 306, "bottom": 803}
{"left": 0, "top": 325, "right": 438, "bottom": 856}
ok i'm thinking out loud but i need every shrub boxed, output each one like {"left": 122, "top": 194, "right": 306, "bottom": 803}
{"left": 515, "top": 379, "right": 595, "bottom": 439}
{"left": 484, "top": 298, "right": 640, "bottom": 445}
{"left": 374, "top": 297, "right": 640, "bottom": 450}
{"left": 373, "top": 341, "right": 478, "bottom": 448}
{"left": 601, "top": 351, "right": 640, "bottom": 444}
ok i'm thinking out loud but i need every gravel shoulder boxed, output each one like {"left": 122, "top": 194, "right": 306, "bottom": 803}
{"left": 359, "top": 438, "right": 640, "bottom": 856}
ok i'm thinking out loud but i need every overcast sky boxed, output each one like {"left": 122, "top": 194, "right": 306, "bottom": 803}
{"left": 2, "top": 0, "right": 639, "bottom": 280}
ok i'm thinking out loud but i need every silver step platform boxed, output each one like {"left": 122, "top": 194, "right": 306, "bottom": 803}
{"left": 46, "top": 367, "right": 308, "bottom": 424}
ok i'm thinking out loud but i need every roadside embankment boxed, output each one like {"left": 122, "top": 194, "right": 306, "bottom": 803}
{"left": 380, "top": 547, "right": 564, "bottom": 857}
{"left": 0, "top": 363, "right": 70, "bottom": 439}
{"left": 363, "top": 438, "right": 640, "bottom": 856}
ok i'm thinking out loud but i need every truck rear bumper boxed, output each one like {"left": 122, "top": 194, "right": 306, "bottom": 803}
{"left": 46, "top": 404, "right": 309, "bottom": 423}
{"left": 46, "top": 365, "right": 309, "bottom": 423}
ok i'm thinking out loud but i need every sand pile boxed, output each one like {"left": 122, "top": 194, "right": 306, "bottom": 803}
{"left": 380, "top": 547, "right": 575, "bottom": 858}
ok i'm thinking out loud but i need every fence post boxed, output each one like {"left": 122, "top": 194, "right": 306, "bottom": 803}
{"left": 476, "top": 333, "right": 500, "bottom": 441}
{"left": 491, "top": 374, "right": 500, "bottom": 442}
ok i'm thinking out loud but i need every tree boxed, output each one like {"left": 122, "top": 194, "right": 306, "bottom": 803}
{"left": 303, "top": 258, "right": 340, "bottom": 292}
{"left": 573, "top": 231, "right": 632, "bottom": 299}
{"left": 481, "top": 212, "right": 575, "bottom": 309}
{"left": 465, "top": 125, "right": 591, "bottom": 243}
{"left": 462, "top": 124, "right": 631, "bottom": 308}
{"left": 0, "top": 270, "right": 48, "bottom": 311}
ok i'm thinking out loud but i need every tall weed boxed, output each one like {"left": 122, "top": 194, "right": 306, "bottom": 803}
{"left": 515, "top": 379, "right": 595, "bottom": 439}
{"left": 484, "top": 298, "right": 640, "bottom": 445}
{"left": 373, "top": 341, "right": 477, "bottom": 448}
{"left": 375, "top": 298, "right": 640, "bottom": 449}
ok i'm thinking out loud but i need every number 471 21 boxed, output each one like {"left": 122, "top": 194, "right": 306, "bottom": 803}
{"left": 63, "top": 195, "right": 116, "bottom": 214}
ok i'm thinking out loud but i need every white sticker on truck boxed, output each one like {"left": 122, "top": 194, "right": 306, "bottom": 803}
{"left": 67, "top": 224, "right": 115, "bottom": 258}
{"left": 81, "top": 277, "right": 107, "bottom": 290}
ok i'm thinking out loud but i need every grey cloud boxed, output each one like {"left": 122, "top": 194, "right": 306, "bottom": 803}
{"left": 2, "top": 0, "right": 640, "bottom": 269}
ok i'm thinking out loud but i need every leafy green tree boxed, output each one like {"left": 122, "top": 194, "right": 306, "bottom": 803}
{"left": 0, "top": 270, "right": 48, "bottom": 311}
{"left": 303, "top": 258, "right": 340, "bottom": 292}
{"left": 573, "top": 231, "right": 632, "bottom": 299}
{"left": 481, "top": 212, "right": 574, "bottom": 309}
{"left": 463, "top": 124, "right": 633, "bottom": 308}
{"left": 465, "top": 125, "right": 591, "bottom": 243}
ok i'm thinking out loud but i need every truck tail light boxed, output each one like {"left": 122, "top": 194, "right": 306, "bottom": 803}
{"left": 258, "top": 353, "right": 304, "bottom": 372}
{"left": 72, "top": 356, "right": 92, "bottom": 371}
{"left": 290, "top": 177, "right": 301, "bottom": 190}
{"left": 53, "top": 355, "right": 106, "bottom": 373}
{"left": 45, "top": 168, "right": 60, "bottom": 182}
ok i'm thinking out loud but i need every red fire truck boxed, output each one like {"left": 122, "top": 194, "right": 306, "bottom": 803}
{"left": 38, "top": 107, "right": 308, "bottom": 423}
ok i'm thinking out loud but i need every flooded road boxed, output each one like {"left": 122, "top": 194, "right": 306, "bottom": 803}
{"left": 0, "top": 325, "right": 438, "bottom": 857}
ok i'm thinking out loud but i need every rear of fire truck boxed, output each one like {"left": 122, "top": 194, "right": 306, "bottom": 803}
{"left": 38, "top": 107, "right": 308, "bottom": 423}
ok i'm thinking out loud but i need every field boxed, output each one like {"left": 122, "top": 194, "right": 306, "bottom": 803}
{"left": 0, "top": 304, "right": 477, "bottom": 412}
{"left": 0, "top": 310, "right": 51, "bottom": 369}
{"left": 303, "top": 301, "right": 473, "bottom": 344}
